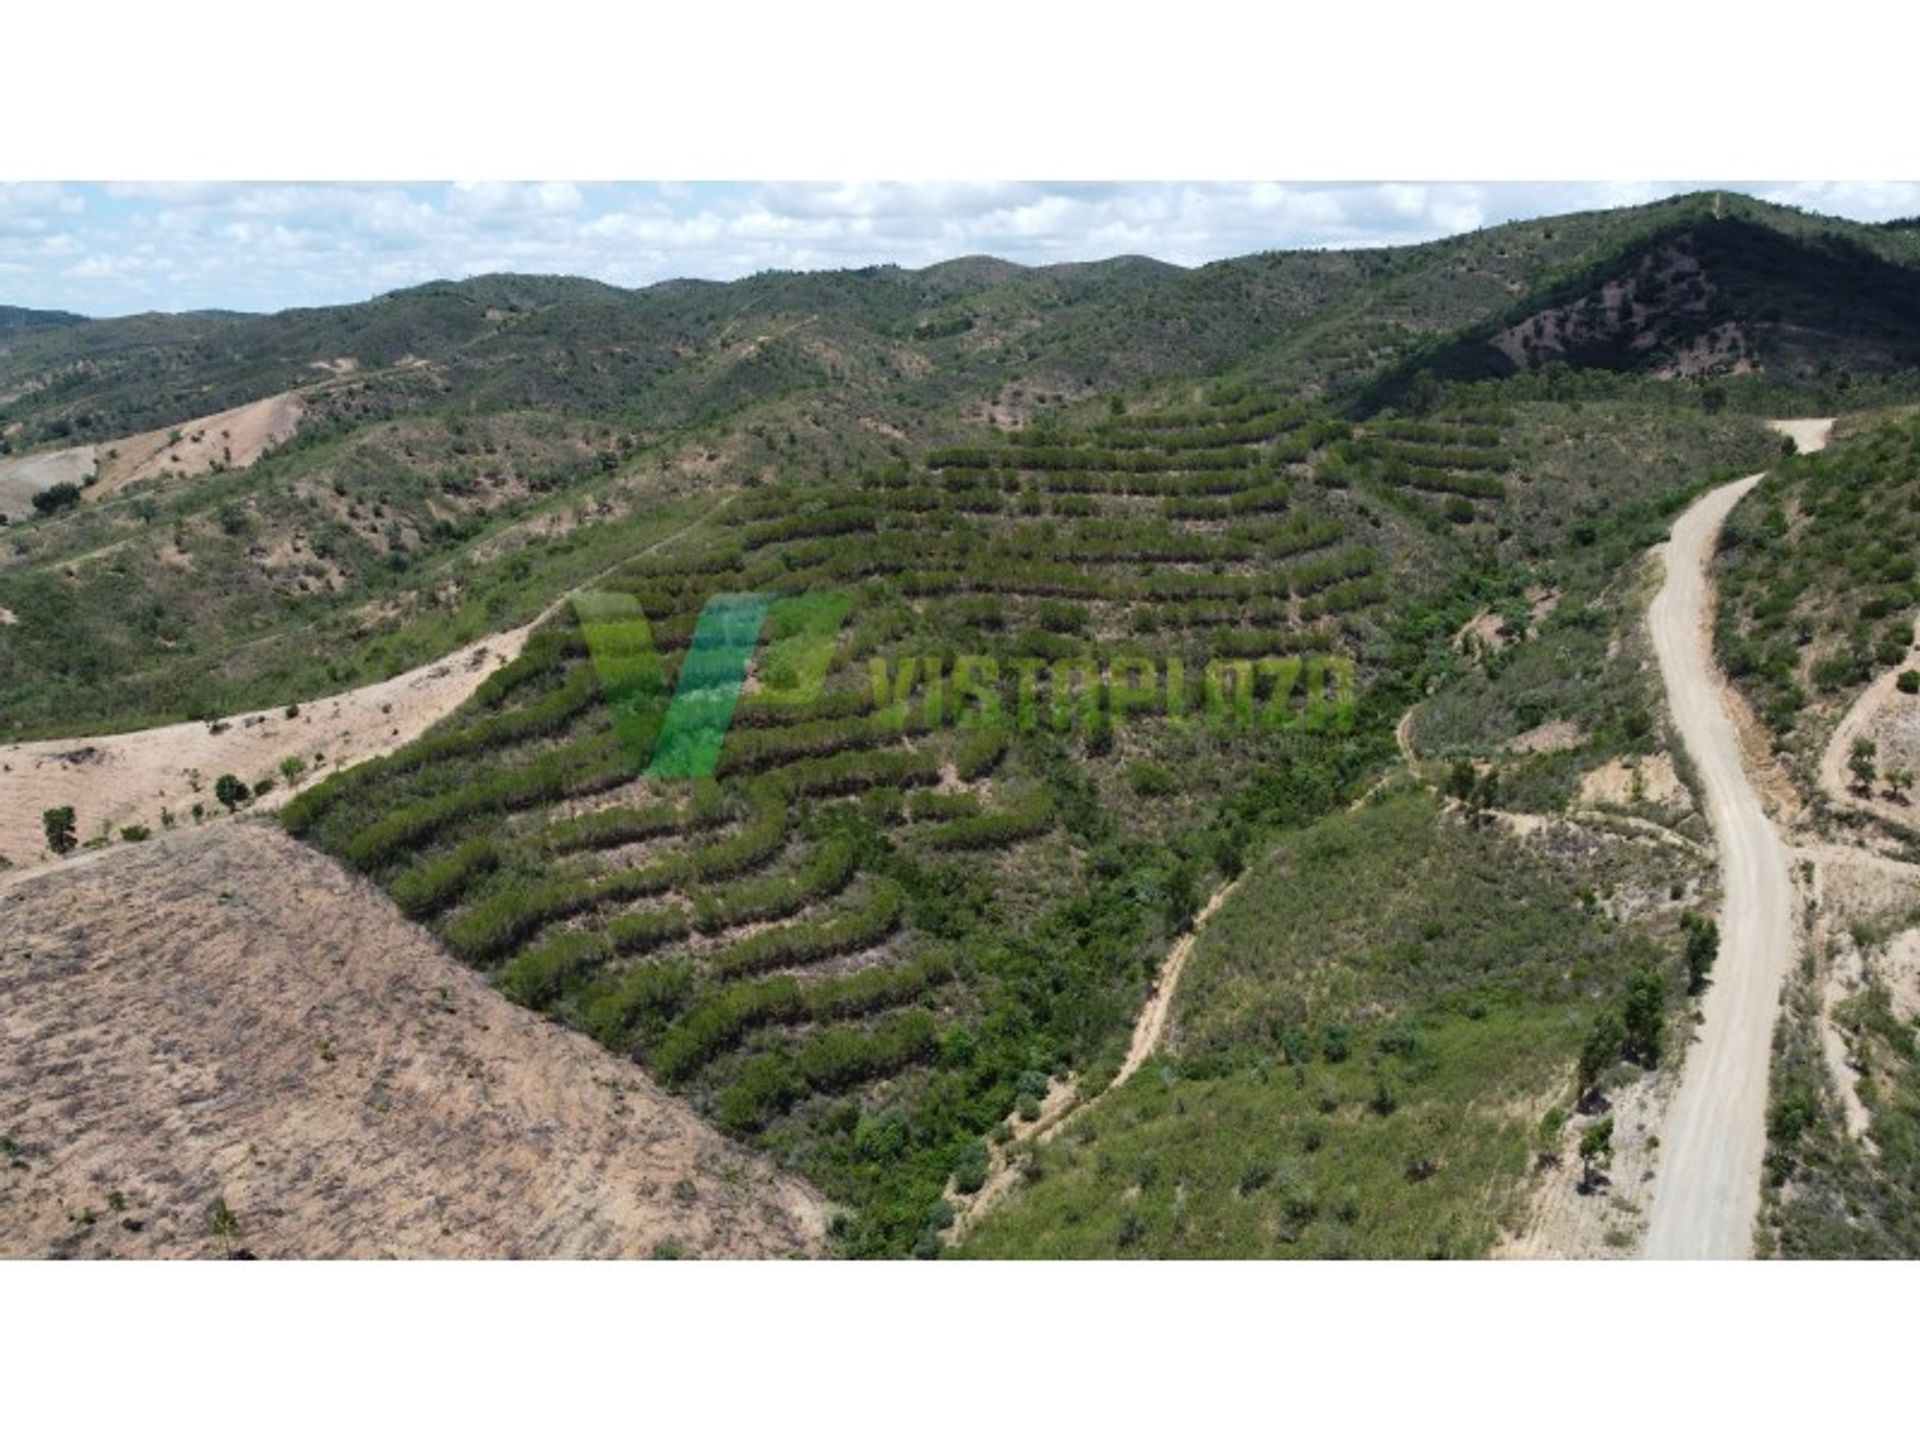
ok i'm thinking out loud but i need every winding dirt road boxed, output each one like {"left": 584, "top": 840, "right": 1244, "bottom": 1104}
{"left": 1642, "top": 424, "right": 1826, "bottom": 1259}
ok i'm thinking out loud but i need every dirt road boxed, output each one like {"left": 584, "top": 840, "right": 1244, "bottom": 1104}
{"left": 1641, "top": 427, "right": 1828, "bottom": 1258}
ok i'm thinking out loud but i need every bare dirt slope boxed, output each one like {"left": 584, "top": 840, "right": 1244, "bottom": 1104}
{"left": 0, "top": 624, "right": 534, "bottom": 869}
{"left": 0, "top": 493, "right": 735, "bottom": 871}
{"left": 1640, "top": 431, "right": 1830, "bottom": 1258}
{"left": 89, "top": 392, "right": 304, "bottom": 499}
{"left": 0, "top": 443, "right": 96, "bottom": 518}
{"left": 0, "top": 823, "right": 828, "bottom": 1259}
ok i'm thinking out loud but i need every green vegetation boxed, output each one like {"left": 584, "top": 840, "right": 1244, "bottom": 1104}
{"left": 960, "top": 791, "right": 1685, "bottom": 1258}
{"left": 41, "top": 806, "right": 77, "bottom": 857}
{"left": 14, "top": 190, "right": 1919, "bottom": 1256}
{"left": 1718, "top": 411, "right": 1920, "bottom": 764}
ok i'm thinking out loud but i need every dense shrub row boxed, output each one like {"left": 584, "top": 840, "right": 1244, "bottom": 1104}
{"left": 930, "top": 443, "right": 1259, "bottom": 474}
{"left": 472, "top": 625, "right": 587, "bottom": 710}
{"left": 653, "top": 948, "right": 950, "bottom": 1084}
{"left": 687, "top": 783, "right": 789, "bottom": 881}
{"left": 341, "top": 730, "right": 628, "bottom": 871}
{"left": 442, "top": 853, "right": 684, "bottom": 963}
{"left": 707, "top": 880, "right": 906, "bottom": 980}
{"left": 739, "top": 504, "right": 879, "bottom": 549}
{"left": 498, "top": 930, "right": 607, "bottom": 1008}
{"left": 794, "top": 1011, "right": 940, "bottom": 1092}
{"left": 693, "top": 835, "right": 856, "bottom": 933}
{"left": 923, "top": 790, "right": 1052, "bottom": 851}
{"left": 389, "top": 836, "right": 500, "bottom": 919}
{"left": 538, "top": 787, "right": 723, "bottom": 856}
{"left": 715, "top": 713, "right": 906, "bottom": 776}
{"left": 765, "top": 745, "right": 944, "bottom": 798}
{"left": 954, "top": 726, "right": 1009, "bottom": 780}
{"left": 730, "top": 685, "right": 873, "bottom": 730}
{"left": 1162, "top": 481, "right": 1293, "bottom": 520}
{"left": 905, "top": 790, "right": 981, "bottom": 821}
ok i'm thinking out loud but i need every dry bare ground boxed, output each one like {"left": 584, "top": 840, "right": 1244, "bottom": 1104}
{"left": 0, "top": 823, "right": 828, "bottom": 1258}
{"left": 0, "top": 493, "right": 735, "bottom": 871}
{"left": 0, "top": 444, "right": 96, "bottom": 519}
{"left": 87, "top": 392, "right": 304, "bottom": 499}
{"left": 1637, "top": 421, "right": 1830, "bottom": 1259}
{"left": 0, "top": 625, "right": 534, "bottom": 869}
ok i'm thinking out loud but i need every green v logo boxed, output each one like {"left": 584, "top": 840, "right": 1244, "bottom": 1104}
{"left": 574, "top": 590, "right": 849, "bottom": 779}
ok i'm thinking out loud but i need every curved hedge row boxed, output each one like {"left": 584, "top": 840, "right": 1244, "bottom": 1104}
{"left": 652, "top": 947, "right": 951, "bottom": 1083}
{"left": 707, "top": 880, "right": 905, "bottom": 980}
{"left": 442, "top": 854, "right": 686, "bottom": 964}
{"left": 693, "top": 835, "right": 856, "bottom": 933}
{"left": 686, "top": 783, "right": 789, "bottom": 881}
{"left": 795, "top": 1011, "right": 940, "bottom": 1092}
{"left": 923, "top": 790, "right": 1052, "bottom": 851}
{"left": 388, "top": 836, "right": 500, "bottom": 920}
{"left": 766, "top": 745, "right": 943, "bottom": 799}
{"left": 537, "top": 782, "right": 726, "bottom": 856}
{"left": 339, "top": 730, "right": 626, "bottom": 871}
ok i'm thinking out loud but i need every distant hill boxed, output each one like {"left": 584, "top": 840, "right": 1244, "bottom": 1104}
{"left": 10, "top": 190, "right": 1920, "bottom": 452}
{"left": 0, "top": 305, "right": 88, "bottom": 337}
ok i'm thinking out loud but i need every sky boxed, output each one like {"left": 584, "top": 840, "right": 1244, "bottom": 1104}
{"left": 3, "top": 181, "right": 1918, "bottom": 319}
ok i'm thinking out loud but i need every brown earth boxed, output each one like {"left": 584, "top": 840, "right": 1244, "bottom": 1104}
{"left": 0, "top": 823, "right": 829, "bottom": 1259}
{"left": 0, "top": 625, "right": 534, "bottom": 869}
{"left": 89, "top": 392, "right": 304, "bottom": 500}
{"left": 0, "top": 444, "right": 97, "bottom": 519}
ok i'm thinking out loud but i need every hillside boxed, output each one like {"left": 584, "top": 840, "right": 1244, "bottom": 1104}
{"left": 1712, "top": 409, "right": 1920, "bottom": 1257}
{"left": 7, "top": 190, "right": 1920, "bottom": 1258}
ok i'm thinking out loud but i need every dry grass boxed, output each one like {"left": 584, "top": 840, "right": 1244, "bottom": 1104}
{"left": 0, "top": 822, "right": 828, "bottom": 1259}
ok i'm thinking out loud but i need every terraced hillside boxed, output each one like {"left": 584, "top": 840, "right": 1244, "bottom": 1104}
{"left": 279, "top": 387, "right": 1434, "bottom": 1254}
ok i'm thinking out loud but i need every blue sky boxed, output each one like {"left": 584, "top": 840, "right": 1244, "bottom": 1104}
{"left": 4, "top": 181, "right": 1918, "bottom": 318}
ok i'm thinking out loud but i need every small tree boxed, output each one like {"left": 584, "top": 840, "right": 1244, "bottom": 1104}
{"left": 1898, "top": 670, "right": 1920, "bottom": 696}
{"left": 1577, "top": 1008, "right": 1627, "bottom": 1102}
{"left": 213, "top": 774, "right": 250, "bottom": 811}
{"left": 1578, "top": 1117, "right": 1615, "bottom": 1192}
{"left": 1887, "top": 767, "right": 1914, "bottom": 803}
{"left": 1446, "top": 759, "right": 1476, "bottom": 804}
{"left": 1848, "top": 737, "right": 1878, "bottom": 795}
{"left": 1684, "top": 916, "right": 1720, "bottom": 996}
{"left": 208, "top": 1196, "right": 242, "bottom": 1259}
{"left": 1621, "top": 964, "right": 1666, "bottom": 1065}
{"left": 42, "top": 806, "right": 78, "bottom": 856}
{"left": 1470, "top": 767, "right": 1501, "bottom": 817}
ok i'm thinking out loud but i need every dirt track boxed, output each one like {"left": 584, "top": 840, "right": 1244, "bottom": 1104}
{"left": 1642, "top": 422, "right": 1828, "bottom": 1259}
{"left": 0, "top": 823, "right": 827, "bottom": 1258}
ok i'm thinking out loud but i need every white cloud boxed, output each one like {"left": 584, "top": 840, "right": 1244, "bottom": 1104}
{"left": 1, "top": 181, "right": 1914, "bottom": 317}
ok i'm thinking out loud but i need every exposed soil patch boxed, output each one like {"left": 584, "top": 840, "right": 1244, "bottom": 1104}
{"left": 89, "top": 392, "right": 304, "bottom": 500}
{"left": 1578, "top": 752, "right": 1685, "bottom": 809}
{"left": 0, "top": 824, "right": 828, "bottom": 1259}
{"left": 0, "top": 444, "right": 97, "bottom": 518}
{"left": 1509, "top": 719, "right": 1585, "bottom": 754}
{"left": 0, "top": 625, "right": 533, "bottom": 869}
